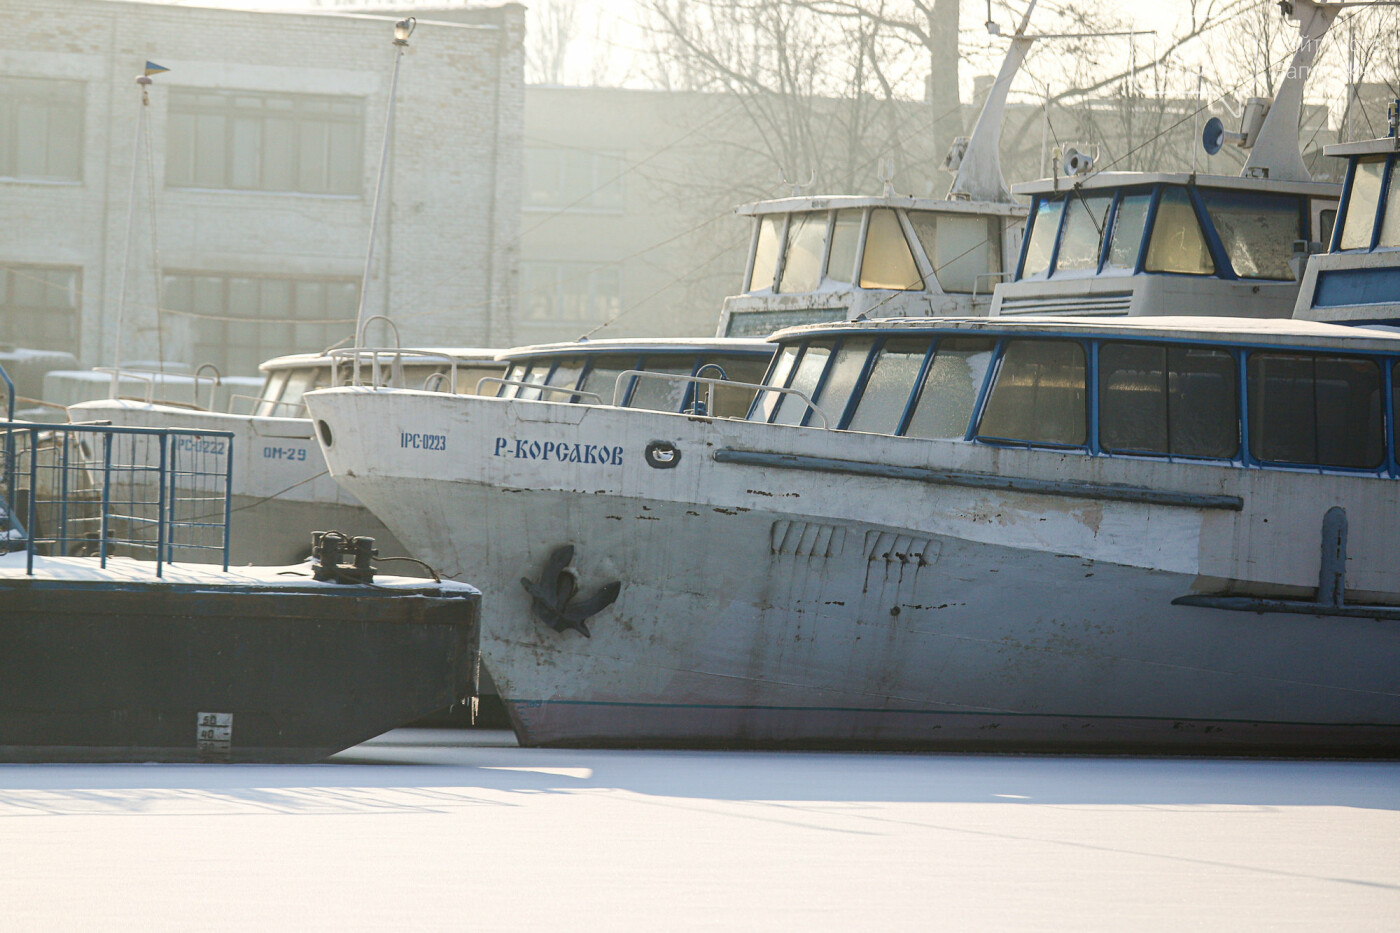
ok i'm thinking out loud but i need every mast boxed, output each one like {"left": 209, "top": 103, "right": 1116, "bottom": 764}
{"left": 1242, "top": 0, "right": 1341, "bottom": 182}
{"left": 946, "top": 1, "right": 1037, "bottom": 204}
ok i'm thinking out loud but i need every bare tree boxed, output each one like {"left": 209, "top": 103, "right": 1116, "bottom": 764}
{"left": 526, "top": 0, "right": 580, "bottom": 85}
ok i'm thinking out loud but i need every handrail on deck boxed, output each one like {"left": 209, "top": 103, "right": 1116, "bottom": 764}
{"left": 476, "top": 376, "right": 604, "bottom": 403}
{"left": 327, "top": 347, "right": 464, "bottom": 394}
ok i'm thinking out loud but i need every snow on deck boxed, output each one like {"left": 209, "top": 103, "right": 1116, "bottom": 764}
{"left": 0, "top": 729, "right": 1393, "bottom": 930}
{"left": 0, "top": 551, "right": 479, "bottom": 594}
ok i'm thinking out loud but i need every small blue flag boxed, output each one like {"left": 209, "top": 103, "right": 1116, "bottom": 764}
{"left": 144, "top": 62, "right": 169, "bottom": 77}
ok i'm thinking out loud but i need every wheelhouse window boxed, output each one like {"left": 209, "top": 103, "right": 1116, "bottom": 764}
{"left": 1340, "top": 157, "right": 1385, "bottom": 250}
{"left": 977, "top": 339, "right": 1086, "bottom": 446}
{"left": 1144, "top": 187, "right": 1214, "bottom": 275}
{"left": 0, "top": 77, "right": 83, "bottom": 182}
{"left": 772, "top": 344, "right": 832, "bottom": 425}
{"left": 1019, "top": 198, "right": 1062, "bottom": 279}
{"left": 810, "top": 338, "right": 875, "bottom": 425}
{"left": 1053, "top": 195, "right": 1113, "bottom": 274}
{"left": 1200, "top": 190, "right": 1301, "bottom": 280}
{"left": 627, "top": 357, "right": 696, "bottom": 412}
{"left": 859, "top": 209, "right": 922, "bottom": 290}
{"left": 1247, "top": 353, "right": 1383, "bottom": 469}
{"left": 543, "top": 357, "right": 585, "bottom": 402}
{"left": 826, "top": 210, "right": 862, "bottom": 284}
{"left": 1380, "top": 162, "right": 1400, "bottom": 248}
{"left": 778, "top": 212, "right": 827, "bottom": 293}
{"left": 1099, "top": 343, "right": 1238, "bottom": 459}
{"left": 846, "top": 338, "right": 931, "bottom": 435}
{"left": 907, "top": 212, "right": 1002, "bottom": 294}
{"left": 754, "top": 345, "right": 799, "bottom": 421}
{"left": 698, "top": 355, "right": 771, "bottom": 418}
{"left": 578, "top": 355, "right": 637, "bottom": 405}
{"left": 905, "top": 338, "right": 996, "bottom": 440}
{"left": 166, "top": 89, "right": 362, "bottom": 195}
{"left": 747, "top": 216, "right": 782, "bottom": 292}
{"left": 1104, "top": 193, "right": 1151, "bottom": 271}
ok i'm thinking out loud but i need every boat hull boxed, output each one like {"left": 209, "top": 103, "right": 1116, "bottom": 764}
{"left": 306, "top": 389, "right": 1400, "bottom": 755}
{"left": 0, "top": 576, "right": 479, "bottom": 762}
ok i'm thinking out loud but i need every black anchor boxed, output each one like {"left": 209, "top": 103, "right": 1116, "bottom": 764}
{"left": 520, "top": 545, "right": 621, "bottom": 638}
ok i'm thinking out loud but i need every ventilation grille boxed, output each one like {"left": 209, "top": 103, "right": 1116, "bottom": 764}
{"left": 863, "top": 531, "right": 936, "bottom": 566}
{"left": 997, "top": 292, "right": 1132, "bottom": 316}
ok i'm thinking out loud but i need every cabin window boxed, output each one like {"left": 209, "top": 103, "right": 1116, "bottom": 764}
{"left": 772, "top": 344, "right": 832, "bottom": 425}
{"left": 1019, "top": 199, "right": 1062, "bottom": 279}
{"left": 1201, "top": 190, "right": 1301, "bottom": 280}
{"left": 748, "top": 216, "right": 782, "bottom": 291}
{"left": 977, "top": 339, "right": 1086, "bottom": 446}
{"left": 628, "top": 358, "right": 697, "bottom": 412}
{"left": 698, "top": 356, "right": 771, "bottom": 418}
{"left": 1247, "top": 353, "right": 1383, "bottom": 469}
{"left": 907, "top": 212, "right": 1001, "bottom": 294}
{"left": 1144, "top": 187, "right": 1214, "bottom": 275}
{"left": 846, "top": 338, "right": 932, "bottom": 435}
{"left": 579, "top": 355, "right": 639, "bottom": 406}
{"left": 859, "top": 209, "right": 922, "bottom": 290}
{"left": 1380, "top": 163, "right": 1400, "bottom": 248}
{"left": 498, "top": 358, "right": 529, "bottom": 395}
{"left": 826, "top": 210, "right": 862, "bottom": 285}
{"left": 755, "top": 345, "right": 800, "bottom": 422}
{"left": 1340, "top": 157, "right": 1385, "bottom": 250}
{"left": 1099, "top": 343, "right": 1238, "bottom": 459}
{"left": 778, "top": 212, "right": 828, "bottom": 293}
{"left": 256, "top": 370, "right": 291, "bottom": 415}
{"left": 1104, "top": 194, "right": 1151, "bottom": 272}
{"left": 544, "top": 358, "right": 585, "bottom": 401}
{"left": 812, "top": 338, "right": 876, "bottom": 426}
{"left": 1319, "top": 208, "right": 1337, "bottom": 249}
{"left": 1053, "top": 194, "right": 1113, "bottom": 273}
{"left": 516, "top": 365, "right": 549, "bottom": 401}
{"left": 906, "top": 338, "right": 997, "bottom": 440}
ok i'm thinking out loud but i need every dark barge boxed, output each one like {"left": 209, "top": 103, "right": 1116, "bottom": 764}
{"left": 0, "top": 418, "right": 479, "bottom": 763}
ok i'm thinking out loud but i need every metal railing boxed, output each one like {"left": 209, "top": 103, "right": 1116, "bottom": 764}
{"left": 612, "top": 370, "right": 829, "bottom": 427}
{"left": 476, "top": 376, "right": 605, "bottom": 403}
{"left": 328, "top": 347, "right": 468, "bottom": 394}
{"left": 0, "top": 421, "right": 234, "bottom": 576}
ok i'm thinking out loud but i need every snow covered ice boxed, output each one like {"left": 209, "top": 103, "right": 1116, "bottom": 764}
{"left": 0, "top": 729, "right": 1395, "bottom": 930}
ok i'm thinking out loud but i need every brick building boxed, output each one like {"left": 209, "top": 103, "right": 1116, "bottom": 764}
{"left": 0, "top": 0, "right": 523, "bottom": 376}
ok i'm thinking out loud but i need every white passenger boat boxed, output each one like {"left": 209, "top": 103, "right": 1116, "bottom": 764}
{"left": 990, "top": 0, "right": 1340, "bottom": 319}
{"left": 1295, "top": 115, "right": 1400, "bottom": 327}
{"left": 70, "top": 347, "right": 502, "bottom": 565}
{"left": 306, "top": 314, "right": 1400, "bottom": 754}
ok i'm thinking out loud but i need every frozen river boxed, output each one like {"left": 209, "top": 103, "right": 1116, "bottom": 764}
{"left": 0, "top": 729, "right": 1395, "bottom": 930}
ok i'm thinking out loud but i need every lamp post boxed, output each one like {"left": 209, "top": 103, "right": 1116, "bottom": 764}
{"left": 354, "top": 17, "right": 415, "bottom": 348}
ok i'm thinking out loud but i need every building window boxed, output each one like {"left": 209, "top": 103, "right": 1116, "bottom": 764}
{"left": 162, "top": 273, "right": 357, "bottom": 376}
{"left": 524, "top": 147, "right": 623, "bottom": 210}
{"left": 0, "top": 78, "right": 83, "bottom": 182}
{"left": 0, "top": 264, "right": 80, "bottom": 352}
{"left": 166, "top": 90, "right": 363, "bottom": 195}
{"left": 521, "top": 262, "right": 621, "bottom": 324}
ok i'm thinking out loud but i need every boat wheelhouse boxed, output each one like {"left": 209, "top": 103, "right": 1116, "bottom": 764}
{"left": 492, "top": 337, "right": 774, "bottom": 418}
{"left": 991, "top": 0, "right": 1341, "bottom": 319}
{"left": 69, "top": 347, "right": 503, "bottom": 565}
{"left": 716, "top": 4, "right": 1040, "bottom": 336}
{"left": 719, "top": 194, "right": 1026, "bottom": 335}
{"left": 304, "top": 313, "right": 1400, "bottom": 754}
{"left": 1294, "top": 124, "right": 1400, "bottom": 327}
